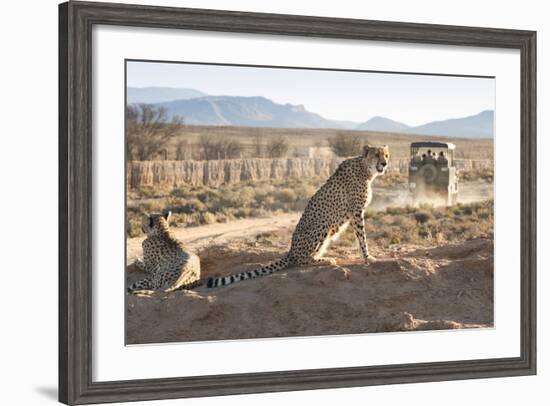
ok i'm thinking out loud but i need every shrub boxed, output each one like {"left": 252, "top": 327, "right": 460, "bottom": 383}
{"left": 140, "top": 200, "right": 165, "bottom": 214}
{"left": 235, "top": 207, "right": 253, "bottom": 218}
{"left": 179, "top": 198, "right": 206, "bottom": 214}
{"left": 238, "top": 187, "right": 256, "bottom": 206}
{"left": 201, "top": 212, "right": 217, "bottom": 224}
{"left": 414, "top": 212, "right": 433, "bottom": 224}
{"left": 328, "top": 133, "right": 362, "bottom": 157}
{"left": 197, "top": 190, "right": 222, "bottom": 204}
{"left": 127, "top": 218, "right": 142, "bottom": 238}
{"left": 275, "top": 188, "right": 297, "bottom": 203}
{"left": 266, "top": 136, "right": 290, "bottom": 158}
{"left": 418, "top": 227, "right": 431, "bottom": 239}
{"left": 389, "top": 233, "right": 401, "bottom": 245}
{"left": 170, "top": 187, "right": 191, "bottom": 198}
{"left": 256, "top": 194, "right": 276, "bottom": 208}
{"left": 294, "top": 183, "right": 317, "bottom": 201}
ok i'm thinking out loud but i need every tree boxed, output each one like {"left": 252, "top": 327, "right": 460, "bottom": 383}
{"left": 251, "top": 129, "right": 264, "bottom": 158}
{"left": 175, "top": 139, "right": 189, "bottom": 160}
{"left": 328, "top": 132, "right": 363, "bottom": 157}
{"left": 126, "top": 104, "right": 183, "bottom": 160}
{"left": 266, "top": 136, "right": 289, "bottom": 158}
{"left": 198, "top": 133, "right": 243, "bottom": 160}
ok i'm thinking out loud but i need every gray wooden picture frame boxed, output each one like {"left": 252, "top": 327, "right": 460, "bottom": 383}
{"left": 59, "top": 1, "right": 537, "bottom": 404}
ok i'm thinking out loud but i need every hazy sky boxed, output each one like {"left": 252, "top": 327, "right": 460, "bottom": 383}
{"left": 127, "top": 61, "right": 495, "bottom": 126}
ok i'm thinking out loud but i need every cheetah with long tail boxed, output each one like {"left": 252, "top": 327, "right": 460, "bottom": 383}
{"left": 207, "top": 144, "right": 389, "bottom": 289}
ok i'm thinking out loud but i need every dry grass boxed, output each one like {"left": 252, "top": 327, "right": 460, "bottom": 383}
{"left": 460, "top": 167, "right": 494, "bottom": 182}
{"left": 127, "top": 177, "right": 325, "bottom": 237}
{"left": 335, "top": 200, "right": 494, "bottom": 250}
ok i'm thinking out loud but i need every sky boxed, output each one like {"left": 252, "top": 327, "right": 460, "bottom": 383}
{"left": 127, "top": 61, "right": 495, "bottom": 126}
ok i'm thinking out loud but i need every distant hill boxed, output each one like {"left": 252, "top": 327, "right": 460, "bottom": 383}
{"left": 127, "top": 87, "right": 206, "bottom": 104}
{"left": 356, "top": 110, "right": 493, "bottom": 138}
{"left": 356, "top": 116, "right": 410, "bottom": 133}
{"left": 407, "top": 110, "right": 494, "bottom": 138}
{"left": 154, "top": 96, "right": 341, "bottom": 128}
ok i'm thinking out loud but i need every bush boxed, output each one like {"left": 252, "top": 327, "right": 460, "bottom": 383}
{"left": 127, "top": 218, "right": 142, "bottom": 238}
{"left": 199, "top": 134, "right": 243, "bottom": 160}
{"left": 390, "top": 234, "right": 401, "bottom": 244}
{"left": 197, "top": 190, "right": 222, "bottom": 204}
{"left": 170, "top": 187, "right": 191, "bottom": 198}
{"left": 238, "top": 187, "right": 256, "bottom": 206}
{"left": 294, "top": 183, "right": 317, "bottom": 201}
{"left": 220, "top": 188, "right": 256, "bottom": 207}
{"left": 140, "top": 200, "right": 165, "bottom": 214}
{"left": 275, "top": 188, "right": 297, "bottom": 203}
{"left": 177, "top": 198, "right": 206, "bottom": 214}
{"left": 328, "top": 133, "right": 363, "bottom": 157}
{"left": 414, "top": 212, "right": 433, "bottom": 224}
{"left": 266, "top": 136, "right": 290, "bottom": 158}
{"left": 201, "top": 212, "right": 217, "bottom": 224}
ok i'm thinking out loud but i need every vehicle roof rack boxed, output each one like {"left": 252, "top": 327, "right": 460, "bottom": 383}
{"left": 410, "top": 141, "right": 456, "bottom": 150}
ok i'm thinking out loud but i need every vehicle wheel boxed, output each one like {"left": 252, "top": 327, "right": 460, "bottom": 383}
{"left": 419, "top": 164, "right": 437, "bottom": 183}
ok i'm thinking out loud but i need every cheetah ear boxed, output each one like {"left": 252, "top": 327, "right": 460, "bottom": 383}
{"left": 163, "top": 211, "right": 172, "bottom": 221}
{"left": 362, "top": 144, "right": 372, "bottom": 156}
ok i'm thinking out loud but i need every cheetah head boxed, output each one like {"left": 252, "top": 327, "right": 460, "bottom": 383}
{"left": 363, "top": 144, "right": 390, "bottom": 175}
{"left": 142, "top": 211, "right": 171, "bottom": 236}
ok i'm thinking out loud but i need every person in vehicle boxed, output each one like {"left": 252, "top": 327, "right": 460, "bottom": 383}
{"left": 437, "top": 150, "right": 448, "bottom": 166}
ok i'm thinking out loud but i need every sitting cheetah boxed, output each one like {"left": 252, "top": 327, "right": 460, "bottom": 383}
{"left": 207, "top": 144, "right": 390, "bottom": 288}
{"left": 128, "top": 212, "right": 201, "bottom": 293}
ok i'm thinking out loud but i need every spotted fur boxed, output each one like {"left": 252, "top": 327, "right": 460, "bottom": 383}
{"left": 207, "top": 144, "right": 390, "bottom": 289}
{"left": 128, "top": 212, "right": 201, "bottom": 293}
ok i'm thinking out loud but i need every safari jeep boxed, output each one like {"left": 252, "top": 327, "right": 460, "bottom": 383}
{"left": 409, "top": 141, "right": 458, "bottom": 206}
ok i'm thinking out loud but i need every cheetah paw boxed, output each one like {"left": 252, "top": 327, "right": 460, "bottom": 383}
{"left": 311, "top": 258, "right": 337, "bottom": 266}
{"left": 365, "top": 255, "right": 377, "bottom": 265}
{"left": 322, "top": 257, "right": 338, "bottom": 266}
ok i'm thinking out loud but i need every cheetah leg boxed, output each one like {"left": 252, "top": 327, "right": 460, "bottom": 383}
{"left": 351, "top": 213, "right": 376, "bottom": 264}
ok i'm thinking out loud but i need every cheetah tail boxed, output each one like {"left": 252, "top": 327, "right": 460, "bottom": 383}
{"left": 173, "top": 279, "right": 203, "bottom": 291}
{"left": 207, "top": 256, "right": 290, "bottom": 289}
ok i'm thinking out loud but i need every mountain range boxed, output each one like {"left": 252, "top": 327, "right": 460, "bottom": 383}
{"left": 154, "top": 96, "right": 340, "bottom": 129}
{"left": 357, "top": 110, "right": 494, "bottom": 138}
{"left": 127, "top": 87, "right": 494, "bottom": 138}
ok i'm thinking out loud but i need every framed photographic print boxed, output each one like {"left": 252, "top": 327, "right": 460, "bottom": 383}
{"left": 59, "top": 1, "right": 537, "bottom": 404}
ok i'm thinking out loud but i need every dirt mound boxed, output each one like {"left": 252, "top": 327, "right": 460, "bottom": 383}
{"left": 126, "top": 238, "right": 493, "bottom": 344}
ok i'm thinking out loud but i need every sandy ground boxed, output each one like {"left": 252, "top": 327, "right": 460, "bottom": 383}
{"left": 127, "top": 226, "right": 493, "bottom": 344}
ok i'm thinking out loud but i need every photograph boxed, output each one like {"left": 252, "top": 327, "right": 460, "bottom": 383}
{"left": 52, "top": 1, "right": 539, "bottom": 404}
{"left": 125, "top": 60, "right": 495, "bottom": 344}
